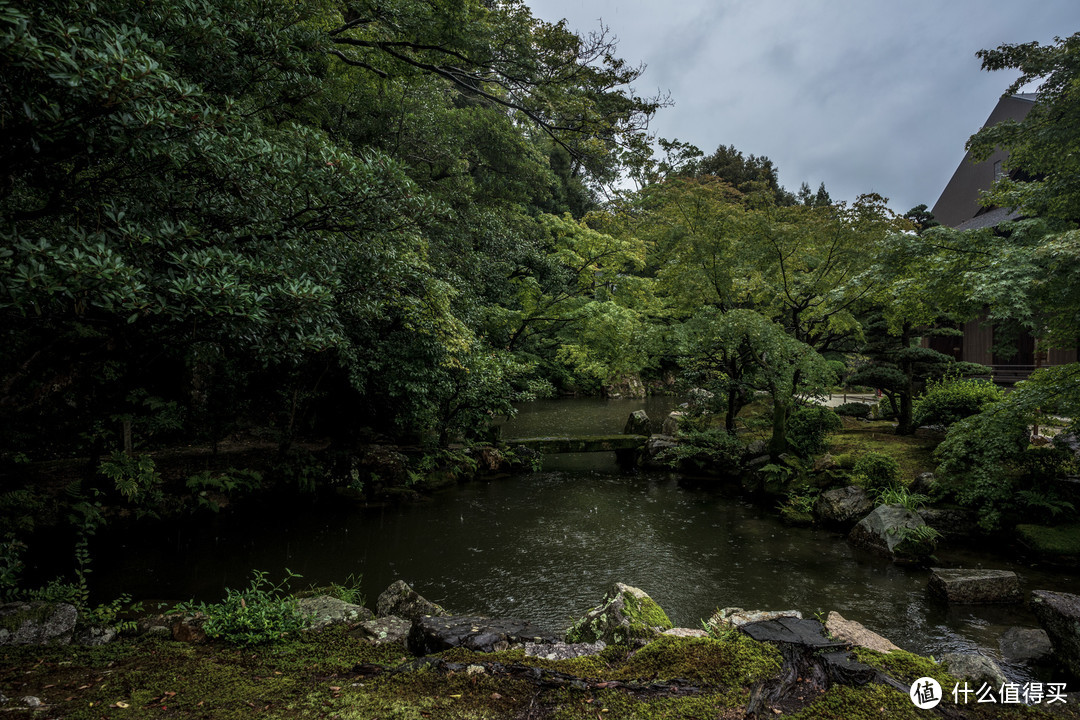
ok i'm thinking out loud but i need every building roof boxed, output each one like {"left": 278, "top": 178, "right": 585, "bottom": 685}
{"left": 931, "top": 94, "right": 1036, "bottom": 228}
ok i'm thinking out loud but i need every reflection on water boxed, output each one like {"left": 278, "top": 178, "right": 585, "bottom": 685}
{"left": 91, "top": 398, "right": 1080, "bottom": 683}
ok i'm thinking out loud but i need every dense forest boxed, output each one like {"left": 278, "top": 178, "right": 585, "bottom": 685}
{"left": 2, "top": 0, "right": 1080, "bottom": 601}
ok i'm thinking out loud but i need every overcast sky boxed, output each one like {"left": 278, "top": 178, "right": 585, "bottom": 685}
{"left": 526, "top": 0, "right": 1079, "bottom": 213}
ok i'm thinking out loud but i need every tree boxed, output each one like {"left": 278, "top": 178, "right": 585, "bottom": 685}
{"left": 968, "top": 32, "right": 1080, "bottom": 224}
{"left": 676, "top": 308, "right": 837, "bottom": 455}
{"left": 692, "top": 144, "right": 795, "bottom": 204}
{"left": 903, "top": 204, "right": 939, "bottom": 233}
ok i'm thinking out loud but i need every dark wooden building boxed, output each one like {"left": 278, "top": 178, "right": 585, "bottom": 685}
{"left": 929, "top": 93, "right": 1077, "bottom": 382}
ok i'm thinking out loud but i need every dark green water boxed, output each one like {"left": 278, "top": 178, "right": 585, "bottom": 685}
{"left": 92, "top": 397, "right": 1080, "bottom": 680}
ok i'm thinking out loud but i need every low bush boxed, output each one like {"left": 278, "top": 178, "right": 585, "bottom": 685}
{"left": 787, "top": 405, "right": 843, "bottom": 457}
{"left": 852, "top": 451, "right": 901, "bottom": 491}
{"left": 834, "top": 402, "right": 872, "bottom": 419}
{"left": 913, "top": 375, "right": 1003, "bottom": 427}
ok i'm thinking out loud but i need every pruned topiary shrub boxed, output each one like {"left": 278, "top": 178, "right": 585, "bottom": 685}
{"left": 834, "top": 402, "right": 871, "bottom": 419}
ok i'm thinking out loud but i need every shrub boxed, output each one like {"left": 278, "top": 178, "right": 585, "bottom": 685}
{"left": 834, "top": 402, "right": 872, "bottom": 419}
{"left": 175, "top": 570, "right": 309, "bottom": 645}
{"left": 936, "top": 407, "right": 1074, "bottom": 531}
{"left": 913, "top": 375, "right": 1003, "bottom": 427}
{"left": 852, "top": 452, "right": 901, "bottom": 491}
{"left": 659, "top": 428, "right": 744, "bottom": 471}
{"left": 787, "top": 405, "right": 843, "bottom": 457}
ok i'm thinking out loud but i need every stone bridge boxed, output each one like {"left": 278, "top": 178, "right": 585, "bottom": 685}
{"left": 502, "top": 434, "right": 650, "bottom": 454}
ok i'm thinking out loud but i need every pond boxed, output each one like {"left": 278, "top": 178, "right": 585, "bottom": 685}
{"left": 92, "top": 397, "right": 1079, "bottom": 681}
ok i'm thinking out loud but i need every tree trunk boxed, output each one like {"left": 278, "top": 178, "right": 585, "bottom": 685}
{"left": 769, "top": 395, "right": 789, "bottom": 458}
{"left": 895, "top": 322, "right": 916, "bottom": 435}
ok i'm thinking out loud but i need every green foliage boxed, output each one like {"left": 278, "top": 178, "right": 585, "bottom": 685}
{"left": 852, "top": 451, "right": 901, "bottom": 491}
{"left": 969, "top": 33, "right": 1080, "bottom": 224}
{"left": 887, "top": 524, "right": 943, "bottom": 556}
{"left": 98, "top": 451, "right": 163, "bottom": 513}
{"left": 834, "top": 402, "right": 871, "bottom": 418}
{"left": 913, "top": 375, "right": 1003, "bottom": 427}
{"left": 176, "top": 570, "right": 309, "bottom": 646}
{"left": 875, "top": 486, "right": 931, "bottom": 512}
{"left": 658, "top": 428, "right": 744, "bottom": 472}
{"left": 786, "top": 405, "right": 843, "bottom": 457}
{"left": 186, "top": 468, "right": 263, "bottom": 512}
{"left": 934, "top": 406, "right": 1032, "bottom": 530}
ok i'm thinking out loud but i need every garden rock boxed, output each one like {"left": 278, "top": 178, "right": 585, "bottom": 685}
{"left": 1031, "top": 590, "right": 1080, "bottom": 677}
{"left": 0, "top": 602, "right": 78, "bottom": 646}
{"left": 408, "top": 615, "right": 556, "bottom": 655}
{"left": 999, "top": 626, "right": 1053, "bottom": 664}
{"left": 623, "top": 410, "right": 651, "bottom": 436}
{"left": 814, "top": 486, "right": 873, "bottom": 527}
{"left": 709, "top": 607, "right": 802, "bottom": 630}
{"left": 298, "top": 595, "right": 374, "bottom": 628}
{"left": 170, "top": 614, "right": 207, "bottom": 643}
{"left": 848, "top": 504, "right": 933, "bottom": 560}
{"left": 917, "top": 508, "right": 977, "bottom": 539}
{"left": 641, "top": 435, "right": 677, "bottom": 468}
{"left": 565, "top": 582, "right": 672, "bottom": 646}
{"left": 662, "top": 627, "right": 709, "bottom": 638}
{"left": 603, "top": 375, "right": 646, "bottom": 399}
{"left": 824, "top": 611, "right": 899, "bottom": 653}
{"left": 1053, "top": 431, "right": 1080, "bottom": 462}
{"left": 353, "top": 616, "right": 412, "bottom": 647}
{"left": 942, "top": 653, "right": 1007, "bottom": 689}
{"left": 910, "top": 472, "right": 936, "bottom": 495}
{"left": 376, "top": 580, "right": 448, "bottom": 621}
{"left": 661, "top": 411, "right": 685, "bottom": 436}
{"left": 76, "top": 625, "right": 118, "bottom": 646}
{"left": 524, "top": 640, "right": 606, "bottom": 660}
{"left": 928, "top": 568, "right": 1021, "bottom": 604}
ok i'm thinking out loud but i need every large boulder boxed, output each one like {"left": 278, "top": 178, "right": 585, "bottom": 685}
{"left": 408, "top": 615, "right": 556, "bottom": 655}
{"left": 661, "top": 412, "right": 686, "bottom": 436}
{"left": 0, "top": 602, "right": 78, "bottom": 646}
{"left": 623, "top": 410, "right": 651, "bottom": 436}
{"left": 641, "top": 435, "right": 677, "bottom": 469}
{"left": 298, "top": 595, "right": 375, "bottom": 628}
{"left": 815, "top": 486, "right": 874, "bottom": 528}
{"left": 352, "top": 616, "right": 413, "bottom": 647}
{"left": 942, "top": 653, "right": 1007, "bottom": 690}
{"left": 708, "top": 607, "right": 802, "bottom": 630}
{"left": 999, "top": 626, "right": 1053, "bottom": 664}
{"left": 824, "top": 611, "right": 899, "bottom": 653}
{"left": 1031, "top": 590, "right": 1080, "bottom": 678}
{"left": 603, "top": 375, "right": 646, "bottom": 399}
{"left": 376, "top": 580, "right": 448, "bottom": 622}
{"left": 848, "top": 504, "right": 934, "bottom": 561}
{"left": 565, "top": 582, "right": 672, "bottom": 646}
{"left": 928, "top": 568, "right": 1021, "bottom": 605}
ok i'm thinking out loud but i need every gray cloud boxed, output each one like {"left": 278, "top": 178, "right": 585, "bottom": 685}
{"left": 527, "top": 0, "right": 1079, "bottom": 213}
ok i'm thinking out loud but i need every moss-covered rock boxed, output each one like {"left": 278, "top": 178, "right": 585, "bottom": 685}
{"left": 565, "top": 582, "right": 672, "bottom": 646}
{"left": 0, "top": 601, "right": 77, "bottom": 646}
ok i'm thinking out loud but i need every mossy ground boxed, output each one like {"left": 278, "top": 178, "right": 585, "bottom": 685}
{"left": 828, "top": 420, "right": 939, "bottom": 482}
{"left": 1016, "top": 523, "right": 1080, "bottom": 558}
{"left": 3, "top": 629, "right": 1078, "bottom": 719}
